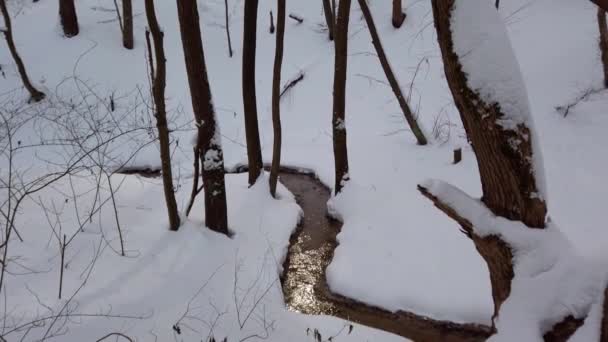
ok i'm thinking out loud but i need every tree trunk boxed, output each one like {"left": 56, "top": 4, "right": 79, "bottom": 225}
{"left": 123, "top": 0, "right": 134, "bottom": 49}
{"left": 592, "top": 0, "right": 608, "bottom": 12}
{"left": 426, "top": 2, "right": 592, "bottom": 339}
{"left": 175, "top": 0, "right": 229, "bottom": 235}
{"left": 358, "top": 0, "right": 427, "bottom": 145}
{"left": 599, "top": 8, "right": 608, "bottom": 87}
{"left": 332, "top": 0, "right": 351, "bottom": 194}
{"left": 225, "top": 0, "right": 233, "bottom": 57}
{"left": 242, "top": 0, "right": 264, "bottom": 186}
{"left": 145, "top": 0, "right": 180, "bottom": 231}
{"left": 0, "top": 0, "right": 45, "bottom": 101}
{"left": 322, "top": 0, "right": 334, "bottom": 40}
{"left": 269, "top": 0, "right": 286, "bottom": 197}
{"left": 59, "top": 0, "right": 79, "bottom": 37}
{"left": 392, "top": 0, "right": 406, "bottom": 28}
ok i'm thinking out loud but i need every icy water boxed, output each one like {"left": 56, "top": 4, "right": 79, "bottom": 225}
{"left": 278, "top": 172, "right": 491, "bottom": 342}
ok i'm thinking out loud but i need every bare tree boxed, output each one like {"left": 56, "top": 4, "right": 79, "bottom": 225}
{"left": 242, "top": 0, "right": 264, "bottom": 186}
{"left": 332, "top": 0, "right": 351, "bottom": 194}
{"left": 392, "top": 0, "right": 405, "bottom": 28}
{"left": 269, "top": 0, "right": 286, "bottom": 197}
{"left": 0, "top": 0, "right": 45, "bottom": 102}
{"left": 145, "top": 0, "right": 180, "bottom": 231}
{"left": 599, "top": 7, "right": 608, "bottom": 87}
{"left": 59, "top": 0, "right": 79, "bottom": 37}
{"left": 123, "top": 0, "right": 134, "bottom": 49}
{"left": 322, "top": 0, "right": 334, "bottom": 40}
{"left": 357, "top": 0, "right": 427, "bottom": 145}
{"left": 175, "top": 0, "right": 229, "bottom": 235}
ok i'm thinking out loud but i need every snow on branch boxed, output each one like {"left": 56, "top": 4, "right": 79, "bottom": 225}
{"left": 418, "top": 179, "right": 607, "bottom": 340}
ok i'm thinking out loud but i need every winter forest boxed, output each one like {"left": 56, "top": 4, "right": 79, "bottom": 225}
{"left": 2, "top": 0, "right": 608, "bottom": 341}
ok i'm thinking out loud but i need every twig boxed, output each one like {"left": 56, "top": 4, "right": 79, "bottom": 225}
{"left": 288, "top": 13, "right": 303, "bottom": 23}
{"left": 279, "top": 72, "right": 304, "bottom": 98}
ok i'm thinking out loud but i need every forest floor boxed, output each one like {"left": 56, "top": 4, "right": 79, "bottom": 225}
{"left": 1, "top": 0, "right": 608, "bottom": 340}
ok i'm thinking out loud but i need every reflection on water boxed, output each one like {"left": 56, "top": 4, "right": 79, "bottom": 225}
{"left": 279, "top": 172, "right": 341, "bottom": 316}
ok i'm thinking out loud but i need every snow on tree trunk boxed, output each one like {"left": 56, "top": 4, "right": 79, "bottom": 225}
{"left": 332, "top": 0, "right": 351, "bottom": 194}
{"left": 175, "top": 0, "right": 229, "bottom": 235}
{"left": 424, "top": 0, "right": 608, "bottom": 339}
{"left": 242, "top": 0, "right": 264, "bottom": 186}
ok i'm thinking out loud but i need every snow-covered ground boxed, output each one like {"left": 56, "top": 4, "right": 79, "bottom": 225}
{"left": 1, "top": 0, "right": 607, "bottom": 340}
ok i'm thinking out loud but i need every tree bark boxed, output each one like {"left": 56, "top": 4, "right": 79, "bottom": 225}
{"left": 175, "top": 0, "right": 229, "bottom": 235}
{"left": 430, "top": 0, "right": 547, "bottom": 325}
{"left": 358, "top": 0, "right": 427, "bottom": 145}
{"left": 392, "top": 0, "right": 406, "bottom": 28}
{"left": 599, "top": 8, "right": 608, "bottom": 87}
{"left": 322, "top": 0, "right": 334, "bottom": 40}
{"left": 269, "top": 0, "right": 286, "bottom": 197}
{"left": 332, "top": 0, "right": 351, "bottom": 194}
{"left": 59, "top": 0, "right": 79, "bottom": 37}
{"left": 0, "top": 0, "right": 45, "bottom": 101}
{"left": 242, "top": 0, "right": 264, "bottom": 186}
{"left": 145, "top": 0, "right": 180, "bottom": 231}
{"left": 123, "top": 0, "right": 134, "bottom": 49}
{"left": 591, "top": 0, "right": 608, "bottom": 12}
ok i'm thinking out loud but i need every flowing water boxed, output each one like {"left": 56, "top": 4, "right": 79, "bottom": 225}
{"left": 278, "top": 172, "right": 491, "bottom": 342}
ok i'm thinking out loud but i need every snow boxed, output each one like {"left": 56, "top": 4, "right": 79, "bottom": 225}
{"left": 421, "top": 178, "right": 608, "bottom": 340}
{"left": 1, "top": 0, "right": 608, "bottom": 340}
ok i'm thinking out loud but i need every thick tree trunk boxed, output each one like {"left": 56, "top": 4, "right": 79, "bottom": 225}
{"left": 392, "top": 0, "right": 406, "bottom": 28}
{"left": 0, "top": 0, "right": 45, "bottom": 101}
{"left": 242, "top": 0, "right": 264, "bottom": 186}
{"left": 123, "top": 0, "right": 134, "bottom": 49}
{"left": 598, "top": 8, "right": 608, "bottom": 87}
{"left": 332, "top": 0, "right": 351, "bottom": 194}
{"left": 592, "top": 0, "right": 608, "bottom": 12}
{"left": 427, "top": 2, "right": 593, "bottom": 339}
{"left": 358, "top": 0, "right": 427, "bottom": 145}
{"left": 145, "top": 0, "right": 180, "bottom": 231}
{"left": 175, "top": 0, "right": 229, "bottom": 235}
{"left": 269, "top": 0, "right": 286, "bottom": 197}
{"left": 322, "top": 0, "right": 334, "bottom": 40}
{"left": 59, "top": 0, "right": 79, "bottom": 37}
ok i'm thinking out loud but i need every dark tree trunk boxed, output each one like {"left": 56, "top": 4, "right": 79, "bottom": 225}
{"left": 599, "top": 8, "right": 608, "bottom": 87}
{"left": 145, "top": 0, "right": 180, "bottom": 231}
{"left": 322, "top": 0, "right": 334, "bottom": 40}
{"left": 225, "top": 0, "right": 233, "bottom": 57}
{"left": 123, "top": 0, "right": 134, "bottom": 49}
{"left": 358, "top": 0, "right": 427, "bottom": 145}
{"left": 332, "top": 0, "right": 351, "bottom": 194}
{"left": 59, "top": 0, "right": 79, "bottom": 37}
{"left": 592, "top": 0, "right": 608, "bottom": 12}
{"left": 0, "top": 0, "right": 45, "bottom": 101}
{"left": 242, "top": 0, "right": 264, "bottom": 186}
{"left": 175, "top": 0, "right": 229, "bottom": 235}
{"left": 269, "top": 0, "right": 286, "bottom": 197}
{"left": 392, "top": 0, "right": 406, "bottom": 28}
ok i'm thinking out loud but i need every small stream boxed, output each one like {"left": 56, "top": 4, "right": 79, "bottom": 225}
{"left": 278, "top": 171, "right": 491, "bottom": 342}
